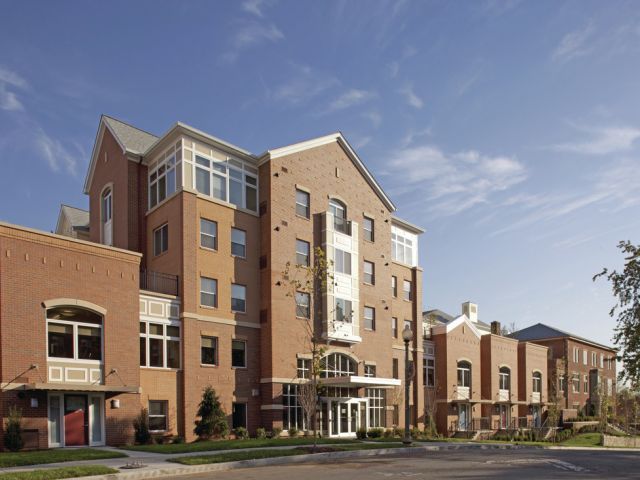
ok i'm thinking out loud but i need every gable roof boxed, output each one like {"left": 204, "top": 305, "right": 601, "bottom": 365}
{"left": 431, "top": 314, "right": 485, "bottom": 338}
{"left": 259, "top": 132, "right": 396, "bottom": 212}
{"left": 508, "top": 323, "right": 615, "bottom": 351}
{"left": 55, "top": 204, "right": 89, "bottom": 234}
{"left": 102, "top": 116, "right": 158, "bottom": 155}
{"left": 423, "top": 307, "right": 491, "bottom": 333}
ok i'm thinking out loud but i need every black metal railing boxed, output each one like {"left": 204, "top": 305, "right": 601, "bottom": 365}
{"left": 140, "top": 269, "right": 179, "bottom": 296}
{"left": 473, "top": 417, "right": 492, "bottom": 430}
{"left": 334, "top": 217, "right": 352, "bottom": 236}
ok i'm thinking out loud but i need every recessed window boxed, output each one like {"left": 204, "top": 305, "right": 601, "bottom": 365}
{"left": 334, "top": 249, "right": 352, "bottom": 275}
{"left": 392, "top": 359, "right": 399, "bottom": 379}
{"left": 572, "top": 374, "right": 580, "bottom": 393}
{"left": 583, "top": 374, "right": 589, "bottom": 393}
{"left": 533, "top": 372, "right": 542, "bottom": 393}
{"left": 101, "top": 188, "right": 112, "bottom": 246}
{"left": 295, "top": 292, "right": 310, "bottom": 319}
{"left": 231, "top": 228, "right": 246, "bottom": 258}
{"left": 364, "top": 306, "right": 375, "bottom": 331}
{"left": 363, "top": 260, "right": 375, "bottom": 285}
{"left": 392, "top": 276, "right": 397, "bottom": 297}
{"left": 148, "top": 400, "right": 168, "bottom": 432}
{"left": 403, "top": 280, "right": 412, "bottom": 301}
{"left": 140, "top": 321, "right": 180, "bottom": 369}
{"left": 201, "top": 336, "right": 218, "bottom": 366}
{"left": 363, "top": 216, "right": 374, "bottom": 242}
{"left": 232, "top": 339, "right": 247, "bottom": 368}
{"left": 296, "top": 239, "right": 310, "bottom": 266}
{"left": 335, "top": 298, "right": 352, "bottom": 322}
{"left": 296, "top": 189, "right": 310, "bottom": 218}
{"left": 200, "top": 277, "right": 218, "bottom": 307}
{"left": 231, "top": 284, "right": 246, "bottom": 313}
{"left": 457, "top": 361, "right": 471, "bottom": 388}
{"left": 424, "top": 357, "right": 435, "bottom": 387}
{"left": 153, "top": 224, "right": 169, "bottom": 256}
{"left": 232, "top": 402, "right": 248, "bottom": 429}
{"left": 47, "top": 307, "right": 102, "bottom": 362}
{"left": 499, "top": 367, "right": 510, "bottom": 391}
{"left": 200, "top": 219, "right": 217, "bottom": 250}
{"left": 364, "top": 365, "right": 376, "bottom": 377}
{"left": 391, "top": 317, "right": 398, "bottom": 338}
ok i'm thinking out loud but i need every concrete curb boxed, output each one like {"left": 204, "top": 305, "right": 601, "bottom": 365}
{"left": 69, "top": 444, "right": 531, "bottom": 480}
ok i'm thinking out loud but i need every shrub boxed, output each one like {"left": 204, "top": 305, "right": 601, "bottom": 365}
{"left": 4, "top": 405, "right": 24, "bottom": 452}
{"left": 194, "top": 386, "right": 229, "bottom": 439}
{"left": 288, "top": 427, "right": 299, "bottom": 437}
{"left": 271, "top": 427, "right": 282, "bottom": 439}
{"left": 172, "top": 436, "right": 185, "bottom": 444}
{"left": 234, "top": 427, "right": 249, "bottom": 440}
{"left": 410, "top": 427, "right": 423, "bottom": 440}
{"left": 367, "top": 428, "right": 384, "bottom": 439}
{"left": 255, "top": 427, "right": 267, "bottom": 439}
{"left": 383, "top": 429, "right": 395, "bottom": 439}
{"left": 393, "top": 426, "right": 403, "bottom": 438}
{"left": 356, "top": 428, "right": 367, "bottom": 440}
{"left": 133, "top": 408, "right": 151, "bottom": 445}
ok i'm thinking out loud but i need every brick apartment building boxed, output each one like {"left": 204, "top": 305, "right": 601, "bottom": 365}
{"left": 0, "top": 115, "right": 424, "bottom": 449}
{"left": 509, "top": 324, "right": 617, "bottom": 418}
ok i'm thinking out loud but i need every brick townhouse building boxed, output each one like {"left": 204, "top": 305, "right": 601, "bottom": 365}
{"left": 0, "top": 115, "right": 425, "bottom": 449}
{"left": 423, "top": 303, "right": 548, "bottom": 435}
{"left": 509, "top": 324, "right": 617, "bottom": 419}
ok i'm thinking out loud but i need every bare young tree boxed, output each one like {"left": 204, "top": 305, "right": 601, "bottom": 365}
{"left": 281, "top": 246, "right": 334, "bottom": 448}
{"left": 424, "top": 381, "right": 439, "bottom": 437}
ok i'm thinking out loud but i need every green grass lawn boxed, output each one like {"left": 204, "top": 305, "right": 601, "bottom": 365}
{"left": 0, "top": 466, "right": 118, "bottom": 480}
{"left": 168, "top": 442, "right": 406, "bottom": 465}
{"left": 0, "top": 449, "right": 127, "bottom": 468}
{"left": 560, "top": 433, "right": 602, "bottom": 447}
{"left": 122, "top": 437, "right": 361, "bottom": 454}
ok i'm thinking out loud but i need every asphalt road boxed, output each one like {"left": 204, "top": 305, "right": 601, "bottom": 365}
{"left": 163, "top": 448, "right": 640, "bottom": 479}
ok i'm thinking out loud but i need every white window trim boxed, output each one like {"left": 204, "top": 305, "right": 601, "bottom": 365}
{"left": 148, "top": 400, "right": 169, "bottom": 433}
{"left": 200, "top": 277, "right": 218, "bottom": 308}
{"left": 153, "top": 223, "right": 169, "bottom": 256}
{"left": 46, "top": 318, "right": 103, "bottom": 364}
{"left": 200, "top": 218, "right": 218, "bottom": 251}
{"left": 139, "top": 320, "right": 181, "bottom": 370}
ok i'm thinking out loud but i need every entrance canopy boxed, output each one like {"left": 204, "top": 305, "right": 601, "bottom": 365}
{"left": 21, "top": 383, "right": 139, "bottom": 393}
{"left": 321, "top": 376, "right": 400, "bottom": 389}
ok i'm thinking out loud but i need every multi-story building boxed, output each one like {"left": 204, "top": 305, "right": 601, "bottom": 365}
{"left": 0, "top": 115, "right": 424, "bottom": 449}
{"left": 509, "top": 324, "right": 617, "bottom": 418}
{"left": 423, "top": 303, "right": 548, "bottom": 436}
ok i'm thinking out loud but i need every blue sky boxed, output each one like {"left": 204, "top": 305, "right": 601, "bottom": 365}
{"left": 1, "top": 0, "right": 639, "bottom": 349}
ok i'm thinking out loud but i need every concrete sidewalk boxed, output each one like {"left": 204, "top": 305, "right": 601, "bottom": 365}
{"left": 3, "top": 442, "right": 639, "bottom": 479}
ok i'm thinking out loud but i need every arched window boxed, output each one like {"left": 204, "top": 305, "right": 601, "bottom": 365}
{"left": 47, "top": 306, "right": 103, "bottom": 361}
{"left": 499, "top": 367, "right": 511, "bottom": 391}
{"left": 532, "top": 372, "right": 542, "bottom": 393}
{"left": 457, "top": 361, "right": 471, "bottom": 388}
{"left": 320, "top": 353, "right": 357, "bottom": 378}
{"left": 329, "top": 198, "right": 348, "bottom": 234}
{"left": 101, "top": 187, "right": 112, "bottom": 246}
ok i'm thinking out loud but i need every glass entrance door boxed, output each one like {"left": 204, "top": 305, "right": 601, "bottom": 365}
{"left": 499, "top": 404, "right": 510, "bottom": 429}
{"left": 458, "top": 404, "right": 470, "bottom": 431}
{"left": 328, "top": 399, "right": 364, "bottom": 436}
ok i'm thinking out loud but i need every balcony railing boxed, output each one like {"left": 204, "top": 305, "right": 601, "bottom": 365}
{"left": 453, "top": 386, "right": 470, "bottom": 400}
{"left": 140, "top": 269, "right": 179, "bottom": 296}
{"left": 333, "top": 217, "right": 352, "bottom": 236}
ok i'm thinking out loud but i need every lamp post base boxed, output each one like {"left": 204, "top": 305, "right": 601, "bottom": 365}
{"left": 402, "top": 436, "right": 412, "bottom": 446}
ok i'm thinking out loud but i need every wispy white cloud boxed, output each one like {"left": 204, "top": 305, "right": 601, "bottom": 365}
{"left": 363, "top": 111, "right": 382, "bottom": 128}
{"left": 0, "top": 66, "right": 28, "bottom": 111}
{"left": 242, "top": 0, "right": 268, "bottom": 17}
{"left": 398, "top": 84, "right": 423, "bottom": 109}
{"left": 388, "top": 45, "right": 417, "bottom": 79}
{"left": 35, "top": 128, "right": 81, "bottom": 176}
{"left": 383, "top": 144, "right": 526, "bottom": 216}
{"left": 221, "top": 20, "right": 284, "bottom": 62}
{"left": 550, "top": 125, "right": 640, "bottom": 155}
{"left": 272, "top": 65, "right": 338, "bottom": 105}
{"left": 401, "top": 127, "right": 431, "bottom": 148}
{"left": 351, "top": 135, "right": 372, "bottom": 150}
{"left": 325, "top": 89, "right": 376, "bottom": 113}
{"left": 552, "top": 22, "right": 596, "bottom": 63}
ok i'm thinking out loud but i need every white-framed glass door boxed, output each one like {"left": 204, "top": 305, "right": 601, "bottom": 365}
{"left": 48, "top": 392, "right": 104, "bottom": 447}
{"left": 48, "top": 393, "right": 64, "bottom": 447}
{"left": 326, "top": 398, "right": 367, "bottom": 437}
{"left": 89, "top": 394, "right": 105, "bottom": 446}
{"left": 458, "top": 403, "right": 470, "bottom": 431}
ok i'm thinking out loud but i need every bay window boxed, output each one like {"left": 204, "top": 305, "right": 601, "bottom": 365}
{"left": 194, "top": 154, "right": 258, "bottom": 212}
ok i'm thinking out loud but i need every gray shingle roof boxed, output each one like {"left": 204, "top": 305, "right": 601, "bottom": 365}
{"left": 60, "top": 205, "right": 89, "bottom": 230}
{"left": 508, "top": 323, "right": 615, "bottom": 351}
{"left": 423, "top": 308, "right": 492, "bottom": 332}
{"left": 103, "top": 115, "right": 158, "bottom": 154}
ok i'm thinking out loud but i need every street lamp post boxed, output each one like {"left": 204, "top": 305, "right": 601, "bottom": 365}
{"left": 402, "top": 324, "right": 413, "bottom": 445}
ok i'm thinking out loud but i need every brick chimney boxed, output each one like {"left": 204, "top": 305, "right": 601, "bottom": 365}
{"left": 491, "top": 321, "right": 501, "bottom": 335}
{"left": 462, "top": 302, "right": 478, "bottom": 323}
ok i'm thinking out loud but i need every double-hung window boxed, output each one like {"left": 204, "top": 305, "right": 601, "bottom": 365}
{"left": 295, "top": 292, "right": 310, "bottom": 319}
{"left": 391, "top": 317, "right": 398, "bottom": 338}
{"left": 200, "top": 219, "right": 217, "bottom": 250}
{"left": 153, "top": 224, "right": 169, "bottom": 256}
{"left": 403, "top": 280, "right": 412, "bottom": 301}
{"left": 592, "top": 352, "right": 597, "bottom": 367}
{"left": 148, "top": 400, "right": 168, "bottom": 432}
{"left": 140, "top": 322, "right": 180, "bottom": 369}
{"left": 424, "top": 357, "right": 435, "bottom": 387}
{"left": 364, "top": 306, "right": 375, "bottom": 331}
{"left": 363, "top": 260, "right": 375, "bottom": 285}
{"left": 334, "top": 249, "right": 351, "bottom": 275}
{"left": 583, "top": 374, "right": 589, "bottom": 393}
{"left": 200, "top": 277, "right": 218, "bottom": 307}
{"left": 363, "top": 216, "right": 374, "bottom": 242}
{"left": 231, "top": 228, "right": 246, "bottom": 258}
{"left": 201, "top": 336, "right": 218, "bottom": 366}
{"left": 232, "top": 340, "right": 247, "bottom": 368}
{"left": 296, "top": 239, "right": 310, "bottom": 266}
{"left": 583, "top": 350, "right": 588, "bottom": 365}
{"left": 231, "top": 284, "right": 246, "bottom": 313}
{"left": 573, "top": 347, "right": 579, "bottom": 363}
{"left": 392, "top": 276, "right": 397, "bottom": 297}
{"left": 296, "top": 189, "right": 310, "bottom": 218}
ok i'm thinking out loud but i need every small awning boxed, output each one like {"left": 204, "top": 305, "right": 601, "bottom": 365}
{"left": 321, "top": 376, "right": 401, "bottom": 388}
{"left": 21, "top": 383, "right": 139, "bottom": 394}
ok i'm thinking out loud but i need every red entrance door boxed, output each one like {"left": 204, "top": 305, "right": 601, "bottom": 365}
{"left": 64, "top": 395, "right": 87, "bottom": 446}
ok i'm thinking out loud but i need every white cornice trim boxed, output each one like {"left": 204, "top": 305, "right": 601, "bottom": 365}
{"left": 432, "top": 314, "right": 485, "bottom": 339}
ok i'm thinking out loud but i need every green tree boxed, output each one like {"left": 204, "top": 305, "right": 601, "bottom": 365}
{"left": 594, "top": 241, "right": 640, "bottom": 386}
{"left": 194, "top": 386, "right": 228, "bottom": 439}
{"left": 4, "top": 405, "right": 24, "bottom": 451}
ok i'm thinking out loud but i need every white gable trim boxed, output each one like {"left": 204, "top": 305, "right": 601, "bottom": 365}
{"left": 431, "top": 314, "right": 485, "bottom": 338}
{"left": 261, "top": 132, "right": 396, "bottom": 212}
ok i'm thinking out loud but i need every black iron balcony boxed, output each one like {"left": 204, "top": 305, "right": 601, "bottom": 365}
{"left": 140, "top": 269, "right": 179, "bottom": 296}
